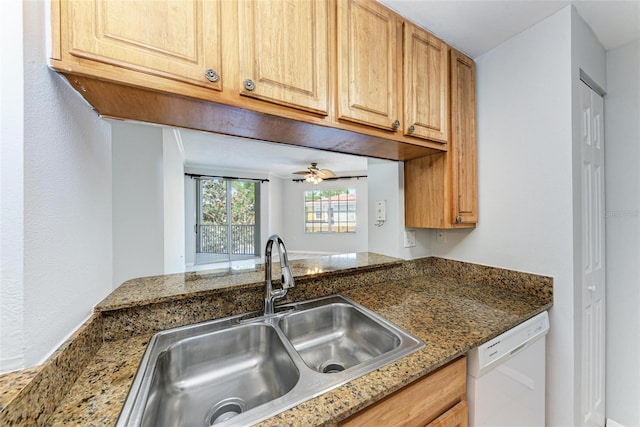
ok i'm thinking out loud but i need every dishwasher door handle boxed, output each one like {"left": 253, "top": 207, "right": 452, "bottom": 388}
{"left": 510, "top": 342, "right": 528, "bottom": 356}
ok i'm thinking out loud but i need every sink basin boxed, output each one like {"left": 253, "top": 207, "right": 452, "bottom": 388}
{"left": 117, "top": 295, "right": 424, "bottom": 427}
{"left": 279, "top": 303, "right": 400, "bottom": 373}
{"left": 141, "top": 324, "right": 299, "bottom": 427}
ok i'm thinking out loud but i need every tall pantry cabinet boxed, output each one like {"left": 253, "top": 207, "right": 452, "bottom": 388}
{"left": 405, "top": 48, "right": 478, "bottom": 229}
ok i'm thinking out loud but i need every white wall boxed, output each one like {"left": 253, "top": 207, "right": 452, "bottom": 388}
{"left": 16, "top": 0, "right": 112, "bottom": 369}
{"left": 367, "top": 159, "right": 430, "bottom": 259}
{"left": 162, "top": 129, "right": 186, "bottom": 274}
{"left": 113, "top": 123, "right": 187, "bottom": 283}
{"left": 281, "top": 177, "right": 368, "bottom": 253}
{"left": 430, "top": 7, "right": 576, "bottom": 426}
{"left": 112, "top": 122, "right": 164, "bottom": 287}
{"left": 605, "top": 39, "right": 640, "bottom": 427}
{"left": 267, "top": 175, "right": 285, "bottom": 251}
{"left": 0, "top": 0, "right": 26, "bottom": 372}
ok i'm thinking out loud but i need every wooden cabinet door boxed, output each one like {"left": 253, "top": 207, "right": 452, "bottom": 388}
{"left": 427, "top": 401, "right": 468, "bottom": 427}
{"left": 450, "top": 49, "right": 478, "bottom": 225}
{"left": 66, "top": 0, "right": 222, "bottom": 90}
{"left": 238, "top": 0, "right": 329, "bottom": 115}
{"left": 404, "top": 50, "right": 477, "bottom": 229}
{"left": 339, "top": 357, "right": 466, "bottom": 426}
{"left": 403, "top": 22, "right": 449, "bottom": 143}
{"left": 337, "top": 0, "right": 400, "bottom": 131}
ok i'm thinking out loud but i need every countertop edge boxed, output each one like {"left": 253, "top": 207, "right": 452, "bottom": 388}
{"left": 95, "top": 253, "right": 405, "bottom": 312}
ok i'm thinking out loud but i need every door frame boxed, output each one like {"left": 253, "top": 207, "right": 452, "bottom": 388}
{"left": 192, "top": 176, "right": 261, "bottom": 265}
{"left": 578, "top": 73, "right": 607, "bottom": 427}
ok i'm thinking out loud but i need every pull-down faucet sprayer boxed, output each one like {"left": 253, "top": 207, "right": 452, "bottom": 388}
{"left": 263, "top": 235, "right": 295, "bottom": 316}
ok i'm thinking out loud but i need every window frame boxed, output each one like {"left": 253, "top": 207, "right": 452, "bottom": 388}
{"left": 304, "top": 188, "right": 357, "bottom": 234}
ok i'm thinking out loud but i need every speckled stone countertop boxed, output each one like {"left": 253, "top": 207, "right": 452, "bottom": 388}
{"left": 97, "top": 253, "right": 402, "bottom": 311}
{"left": 46, "top": 271, "right": 551, "bottom": 426}
{"left": 0, "top": 255, "right": 552, "bottom": 426}
{"left": 0, "top": 368, "right": 40, "bottom": 412}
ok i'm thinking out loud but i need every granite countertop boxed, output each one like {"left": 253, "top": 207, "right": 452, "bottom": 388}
{"left": 46, "top": 272, "right": 551, "bottom": 426}
{"left": 97, "top": 253, "right": 403, "bottom": 311}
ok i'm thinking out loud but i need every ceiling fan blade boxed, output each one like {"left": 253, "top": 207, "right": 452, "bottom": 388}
{"left": 316, "top": 169, "right": 336, "bottom": 179}
{"left": 292, "top": 163, "right": 335, "bottom": 178}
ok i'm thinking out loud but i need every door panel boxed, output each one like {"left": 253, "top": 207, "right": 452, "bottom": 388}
{"left": 67, "top": 0, "right": 222, "bottom": 90}
{"left": 238, "top": 0, "right": 329, "bottom": 114}
{"left": 581, "top": 81, "right": 605, "bottom": 427}
{"left": 403, "top": 23, "right": 449, "bottom": 143}
{"left": 337, "top": 0, "right": 399, "bottom": 131}
{"left": 450, "top": 50, "right": 478, "bottom": 224}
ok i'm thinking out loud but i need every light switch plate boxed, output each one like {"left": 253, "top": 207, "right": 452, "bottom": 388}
{"left": 404, "top": 230, "right": 416, "bottom": 248}
{"left": 375, "top": 200, "right": 386, "bottom": 221}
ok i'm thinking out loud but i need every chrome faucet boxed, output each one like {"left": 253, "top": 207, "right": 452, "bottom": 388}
{"left": 264, "top": 234, "right": 295, "bottom": 316}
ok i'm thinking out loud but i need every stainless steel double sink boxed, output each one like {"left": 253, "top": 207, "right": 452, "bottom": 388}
{"left": 117, "top": 295, "right": 424, "bottom": 427}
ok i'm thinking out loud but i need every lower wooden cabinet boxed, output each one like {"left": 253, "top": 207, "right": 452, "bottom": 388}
{"left": 338, "top": 357, "right": 467, "bottom": 427}
{"left": 427, "top": 401, "right": 468, "bottom": 427}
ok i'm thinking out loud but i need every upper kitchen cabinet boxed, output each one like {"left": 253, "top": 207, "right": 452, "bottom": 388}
{"left": 404, "top": 49, "right": 477, "bottom": 229}
{"left": 62, "top": 0, "right": 223, "bottom": 92}
{"left": 449, "top": 49, "right": 478, "bottom": 225}
{"left": 337, "top": 0, "right": 401, "bottom": 132}
{"left": 238, "top": 0, "right": 329, "bottom": 115}
{"left": 49, "top": 0, "right": 448, "bottom": 162}
{"left": 403, "top": 22, "right": 449, "bottom": 144}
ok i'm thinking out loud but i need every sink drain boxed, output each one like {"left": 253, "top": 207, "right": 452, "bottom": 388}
{"left": 321, "top": 360, "right": 346, "bottom": 374}
{"left": 206, "top": 397, "right": 247, "bottom": 425}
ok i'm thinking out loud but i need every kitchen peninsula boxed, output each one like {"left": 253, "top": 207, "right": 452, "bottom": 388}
{"left": 0, "top": 254, "right": 552, "bottom": 426}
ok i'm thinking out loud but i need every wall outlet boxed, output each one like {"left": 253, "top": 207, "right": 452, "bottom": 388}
{"left": 436, "top": 230, "right": 447, "bottom": 243}
{"left": 375, "top": 200, "right": 386, "bottom": 221}
{"left": 404, "top": 230, "right": 416, "bottom": 248}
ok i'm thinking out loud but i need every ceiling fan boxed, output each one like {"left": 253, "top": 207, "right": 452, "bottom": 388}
{"left": 292, "top": 162, "right": 336, "bottom": 184}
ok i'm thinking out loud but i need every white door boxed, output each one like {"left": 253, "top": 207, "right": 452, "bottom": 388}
{"left": 581, "top": 81, "right": 606, "bottom": 426}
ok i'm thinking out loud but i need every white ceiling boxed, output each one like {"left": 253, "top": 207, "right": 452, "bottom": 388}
{"left": 378, "top": 0, "right": 640, "bottom": 58}
{"left": 179, "top": 129, "right": 369, "bottom": 178}
{"left": 180, "top": 0, "right": 639, "bottom": 174}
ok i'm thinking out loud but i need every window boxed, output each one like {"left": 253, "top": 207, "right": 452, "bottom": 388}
{"left": 304, "top": 189, "right": 356, "bottom": 233}
{"left": 196, "top": 178, "right": 259, "bottom": 262}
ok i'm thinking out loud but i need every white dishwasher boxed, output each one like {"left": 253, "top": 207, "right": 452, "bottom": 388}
{"left": 467, "top": 311, "right": 550, "bottom": 427}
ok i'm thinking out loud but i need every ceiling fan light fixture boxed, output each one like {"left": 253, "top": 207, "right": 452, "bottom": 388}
{"left": 294, "top": 162, "right": 333, "bottom": 185}
{"left": 305, "top": 174, "right": 323, "bottom": 185}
